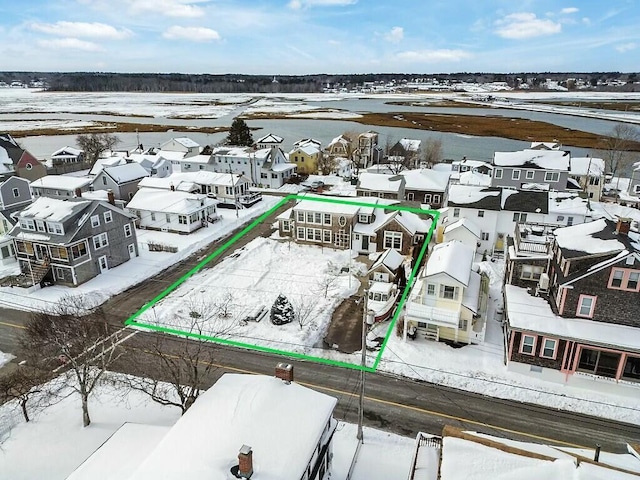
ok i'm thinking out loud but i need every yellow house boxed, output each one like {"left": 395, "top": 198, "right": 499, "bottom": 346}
{"left": 288, "top": 144, "right": 321, "bottom": 175}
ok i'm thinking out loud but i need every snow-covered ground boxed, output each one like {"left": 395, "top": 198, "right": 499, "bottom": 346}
{"left": 0, "top": 350, "right": 14, "bottom": 369}
{"left": 0, "top": 374, "right": 416, "bottom": 480}
{"left": 0, "top": 195, "right": 282, "bottom": 313}
{"left": 0, "top": 118, "right": 99, "bottom": 132}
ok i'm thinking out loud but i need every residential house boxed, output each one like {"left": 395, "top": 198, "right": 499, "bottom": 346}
{"left": 90, "top": 162, "right": 150, "bottom": 201}
{"left": 255, "top": 133, "right": 283, "bottom": 150}
{"left": 368, "top": 248, "right": 405, "bottom": 284}
{"left": 356, "top": 172, "right": 405, "bottom": 200}
{"left": 66, "top": 365, "right": 337, "bottom": 480}
{"left": 323, "top": 135, "right": 352, "bottom": 162}
{"left": 445, "top": 185, "right": 549, "bottom": 255}
{"left": 289, "top": 142, "right": 321, "bottom": 175}
{"left": 504, "top": 221, "right": 555, "bottom": 290}
{"left": 504, "top": 218, "right": 640, "bottom": 396}
{"left": 355, "top": 131, "right": 382, "bottom": 169}
{"left": 126, "top": 187, "right": 219, "bottom": 234}
{"left": 388, "top": 138, "right": 421, "bottom": 169}
{"left": 491, "top": 149, "right": 571, "bottom": 191}
{"left": 628, "top": 161, "right": 640, "bottom": 197}
{"left": 451, "top": 158, "right": 492, "bottom": 178}
{"left": 442, "top": 217, "right": 481, "bottom": 255}
{"left": 50, "top": 146, "right": 85, "bottom": 166}
{"left": 0, "top": 133, "right": 47, "bottom": 181}
{"left": 30, "top": 175, "right": 92, "bottom": 199}
{"left": 530, "top": 140, "right": 562, "bottom": 150}
{"left": 137, "top": 171, "right": 253, "bottom": 207}
{"left": 8, "top": 194, "right": 138, "bottom": 287}
{"left": 126, "top": 153, "right": 173, "bottom": 178}
{"left": 404, "top": 240, "right": 489, "bottom": 344}
{"left": 88, "top": 155, "right": 127, "bottom": 176}
{"left": 569, "top": 156, "right": 605, "bottom": 200}
{"left": 0, "top": 177, "right": 33, "bottom": 266}
{"left": 159, "top": 137, "right": 200, "bottom": 158}
{"left": 546, "top": 191, "right": 593, "bottom": 227}
{"left": 400, "top": 168, "right": 451, "bottom": 208}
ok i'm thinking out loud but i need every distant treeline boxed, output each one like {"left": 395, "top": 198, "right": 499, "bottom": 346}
{"left": 0, "top": 71, "right": 638, "bottom": 93}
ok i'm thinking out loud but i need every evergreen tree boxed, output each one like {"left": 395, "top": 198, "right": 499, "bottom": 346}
{"left": 225, "top": 118, "right": 254, "bottom": 146}
{"left": 270, "top": 294, "right": 295, "bottom": 325}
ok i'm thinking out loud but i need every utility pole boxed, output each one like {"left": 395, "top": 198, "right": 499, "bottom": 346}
{"left": 357, "top": 293, "right": 374, "bottom": 442}
{"left": 230, "top": 166, "right": 238, "bottom": 218}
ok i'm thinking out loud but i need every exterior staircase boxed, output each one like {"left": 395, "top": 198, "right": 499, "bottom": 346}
{"left": 22, "top": 259, "right": 51, "bottom": 286}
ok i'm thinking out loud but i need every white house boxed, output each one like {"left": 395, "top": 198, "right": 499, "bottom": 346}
{"left": 569, "top": 156, "right": 605, "bottom": 200}
{"left": 443, "top": 217, "right": 481, "bottom": 255}
{"left": 160, "top": 137, "right": 200, "bottom": 158}
{"left": 50, "top": 146, "right": 84, "bottom": 166}
{"left": 255, "top": 133, "right": 283, "bottom": 149}
{"left": 30, "top": 175, "right": 92, "bottom": 199}
{"left": 126, "top": 153, "right": 173, "bottom": 178}
{"left": 404, "top": 240, "right": 489, "bottom": 344}
{"left": 356, "top": 172, "right": 405, "bottom": 199}
{"left": 126, "top": 187, "right": 218, "bottom": 234}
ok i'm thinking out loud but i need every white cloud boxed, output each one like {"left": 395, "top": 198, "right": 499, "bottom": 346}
{"left": 494, "top": 12, "right": 562, "bottom": 39}
{"left": 616, "top": 42, "right": 637, "bottom": 53}
{"left": 129, "top": 0, "right": 205, "bottom": 18}
{"left": 31, "top": 21, "right": 132, "bottom": 40}
{"left": 288, "top": 0, "right": 357, "bottom": 9}
{"left": 37, "top": 37, "right": 103, "bottom": 52}
{"left": 561, "top": 7, "right": 579, "bottom": 14}
{"left": 162, "top": 25, "right": 221, "bottom": 41}
{"left": 397, "top": 49, "right": 470, "bottom": 62}
{"left": 384, "top": 26, "right": 404, "bottom": 44}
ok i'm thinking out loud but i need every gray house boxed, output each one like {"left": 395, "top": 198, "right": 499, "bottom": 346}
{"left": 8, "top": 196, "right": 138, "bottom": 287}
{"left": 628, "top": 162, "right": 640, "bottom": 198}
{"left": 0, "top": 176, "right": 33, "bottom": 266}
{"left": 492, "top": 149, "right": 571, "bottom": 191}
{"left": 31, "top": 175, "right": 92, "bottom": 199}
{"left": 90, "top": 162, "right": 150, "bottom": 201}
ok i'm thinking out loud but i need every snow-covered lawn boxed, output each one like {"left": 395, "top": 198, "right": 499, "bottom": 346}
{"left": 0, "top": 374, "right": 416, "bottom": 480}
{"left": 0, "top": 196, "right": 282, "bottom": 313}
{"left": 0, "top": 349, "right": 14, "bottom": 369}
{"left": 138, "top": 236, "right": 363, "bottom": 355}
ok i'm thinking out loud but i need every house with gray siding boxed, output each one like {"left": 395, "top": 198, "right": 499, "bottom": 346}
{"left": 628, "top": 162, "right": 640, "bottom": 198}
{"left": 491, "top": 149, "right": 571, "bottom": 192}
{"left": 7, "top": 196, "right": 138, "bottom": 287}
{"left": 90, "top": 162, "right": 150, "bottom": 201}
{"left": 0, "top": 176, "right": 33, "bottom": 266}
{"left": 31, "top": 175, "right": 92, "bottom": 199}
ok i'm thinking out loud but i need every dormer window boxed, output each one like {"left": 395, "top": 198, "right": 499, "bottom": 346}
{"left": 358, "top": 214, "right": 369, "bottom": 223}
{"left": 544, "top": 172, "right": 560, "bottom": 182}
{"left": 20, "top": 219, "right": 35, "bottom": 231}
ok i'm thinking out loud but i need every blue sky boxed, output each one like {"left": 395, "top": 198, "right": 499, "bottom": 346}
{"left": 1, "top": 0, "right": 639, "bottom": 74}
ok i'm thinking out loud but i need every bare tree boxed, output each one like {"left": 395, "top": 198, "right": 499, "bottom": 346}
{"left": 21, "top": 295, "right": 123, "bottom": 427}
{"left": 316, "top": 152, "right": 337, "bottom": 175}
{"left": 212, "top": 291, "right": 236, "bottom": 319}
{"left": 421, "top": 138, "right": 443, "bottom": 167}
{"left": 292, "top": 296, "right": 318, "bottom": 330}
{"left": 598, "top": 124, "right": 640, "bottom": 190}
{"left": 76, "top": 133, "right": 121, "bottom": 163}
{"left": 342, "top": 130, "right": 361, "bottom": 175}
{"left": 316, "top": 262, "right": 341, "bottom": 299}
{"left": 123, "top": 298, "right": 237, "bottom": 414}
{"left": 0, "top": 367, "right": 61, "bottom": 423}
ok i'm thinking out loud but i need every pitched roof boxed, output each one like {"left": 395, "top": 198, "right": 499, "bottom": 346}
{"left": 357, "top": 172, "right": 404, "bottom": 193}
{"left": 173, "top": 137, "right": 200, "bottom": 148}
{"left": 554, "top": 219, "right": 626, "bottom": 258}
{"left": 493, "top": 149, "right": 570, "bottom": 171}
{"left": 52, "top": 146, "right": 82, "bottom": 157}
{"left": 570, "top": 157, "right": 605, "bottom": 177}
{"left": 401, "top": 169, "right": 451, "bottom": 191}
{"left": 369, "top": 248, "right": 405, "bottom": 273}
{"left": 256, "top": 133, "right": 283, "bottom": 144}
{"left": 399, "top": 138, "right": 421, "bottom": 152}
{"left": 444, "top": 217, "right": 481, "bottom": 239}
{"left": 127, "top": 188, "right": 216, "bottom": 215}
{"left": 30, "top": 175, "right": 92, "bottom": 191}
{"left": 102, "top": 163, "right": 149, "bottom": 184}
{"left": 424, "top": 240, "right": 474, "bottom": 286}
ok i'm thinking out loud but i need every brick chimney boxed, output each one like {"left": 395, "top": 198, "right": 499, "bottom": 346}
{"left": 616, "top": 218, "right": 631, "bottom": 236}
{"left": 74, "top": 188, "right": 82, "bottom": 198}
{"left": 275, "top": 363, "right": 293, "bottom": 384}
{"left": 238, "top": 445, "right": 253, "bottom": 479}
{"left": 107, "top": 189, "right": 115, "bottom": 205}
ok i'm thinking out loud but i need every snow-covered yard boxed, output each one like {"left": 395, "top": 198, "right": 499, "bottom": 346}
{"left": 0, "top": 374, "right": 416, "bottom": 480}
{"left": 0, "top": 350, "right": 14, "bottom": 369}
{"left": 138, "top": 236, "right": 364, "bottom": 355}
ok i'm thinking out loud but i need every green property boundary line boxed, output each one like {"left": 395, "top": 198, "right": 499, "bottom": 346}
{"left": 125, "top": 194, "right": 439, "bottom": 373}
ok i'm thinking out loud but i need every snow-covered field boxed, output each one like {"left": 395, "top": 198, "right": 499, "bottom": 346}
{"left": 0, "top": 195, "right": 282, "bottom": 313}
{"left": 138, "top": 236, "right": 364, "bottom": 355}
{"left": 0, "top": 118, "right": 99, "bottom": 132}
{"left": 0, "top": 374, "right": 416, "bottom": 480}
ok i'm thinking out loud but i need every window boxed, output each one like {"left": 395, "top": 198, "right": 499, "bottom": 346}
{"left": 609, "top": 268, "right": 640, "bottom": 291}
{"left": 323, "top": 229, "right": 332, "bottom": 243}
{"left": 626, "top": 256, "right": 635, "bottom": 266}
{"left": 102, "top": 176, "right": 107, "bottom": 185}
{"left": 314, "top": 212, "right": 322, "bottom": 224}
{"left": 323, "top": 213, "right": 331, "bottom": 225}
{"left": 622, "top": 356, "right": 640, "bottom": 382}
{"left": 629, "top": 272, "right": 640, "bottom": 290}
{"left": 520, "top": 334, "right": 536, "bottom": 355}
{"left": 458, "top": 318, "right": 468, "bottom": 330}
{"left": 271, "top": 173, "right": 277, "bottom": 179}
{"left": 521, "top": 265, "right": 543, "bottom": 281}
{"left": 541, "top": 338, "right": 557, "bottom": 359}
{"left": 297, "top": 211, "right": 304, "bottom": 222}
{"left": 103, "top": 211, "right": 112, "bottom": 223}
{"left": 424, "top": 194, "right": 432, "bottom": 203}
{"left": 494, "top": 168, "right": 503, "bottom": 179}
{"left": 26, "top": 163, "right": 33, "bottom": 170}
{"left": 93, "top": 232, "right": 109, "bottom": 250}
{"left": 282, "top": 220, "right": 290, "bottom": 232}
{"left": 178, "top": 215, "right": 187, "bottom": 225}
{"left": 70, "top": 242, "right": 88, "bottom": 259}
{"left": 150, "top": 212, "right": 156, "bottom": 221}
{"left": 525, "top": 170, "right": 535, "bottom": 180}
{"left": 478, "top": 210, "right": 484, "bottom": 218}
{"left": 383, "top": 231, "right": 402, "bottom": 250}
{"left": 306, "top": 212, "right": 314, "bottom": 223}
{"left": 567, "top": 216, "right": 574, "bottom": 226}
{"left": 440, "top": 285, "right": 458, "bottom": 300}
{"left": 544, "top": 171, "right": 560, "bottom": 182}
{"left": 481, "top": 232, "right": 489, "bottom": 241}
{"left": 36, "top": 220, "right": 45, "bottom": 232}
{"left": 512, "top": 170, "right": 521, "bottom": 180}
{"left": 199, "top": 165, "right": 204, "bottom": 170}
{"left": 358, "top": 214, "right": 369, "bottom": 223}
{"left": 513, "top": 212, "right": 527, "bottom": 223}
{"left": 426, "top": 284, "right": 436, "bottom": 296}
{"left": 453, "top": 208, "right": 460, "bottom": 218}
{"left": 296, "top": 227, "right": 305, "bottom": 240}
{"left": 91, "top": 215, "right": 100, "bottom": 228}
{"left": 578, "top": 348, "right": 621, "bottom": 378}
{"left": 166, "top": 213, "right": 171, "bottom": 223}
{"left": 556, "top": 215, "right": 564, "bottom": 222}
{"left": 12, "top": 187, "right": 19, "bottom": 198}
{"left": 576, "top": 295, "right": 596, "bottom": 318}
{"left": 433, "top": 195, "right": 440, "bottom": 204}
{"left": 124, "top": 223, "right": 132, "bottom": 237}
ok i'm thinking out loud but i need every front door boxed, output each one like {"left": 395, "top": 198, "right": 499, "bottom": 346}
{"left": 362, "top": 235, "right": 369, "bottom": 251}
{"left": 34, "top": 244, "right": 48, "bottom": 261}
{"left": 128, "top": 244, "right": 136, "bottom": 259}
{"left": 98, "top": 255, "right": 108, "bottom": 273}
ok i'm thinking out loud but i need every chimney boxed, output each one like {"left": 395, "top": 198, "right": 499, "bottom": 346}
{"left": 616, "top": 218, "right": 631, "bottom": 236}
{"left": 107, "top": 189, "right": 115, "bottom": 205}
{"left": 74, "top": 188, "right": 82, "bottom": 198}
{"left": 170, "top": 182, "right": 175, "bottom": 191}
{"left": 275, "top": 363, "right": 293, "bottom": 384}
{"left": 238, "top": 445, "right": 253, "bottom": 479}
{"left": 594, "top": 444, "right": 601, "bottom": 462}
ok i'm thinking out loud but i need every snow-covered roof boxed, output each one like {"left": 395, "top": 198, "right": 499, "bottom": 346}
{"left": 432, "top": 163, "right": 453, "bottom": 172}
{"left": 548, "top": 192, "right": 591, "bottom": 216}
{"left": 17, "top": 196, "right": 91, "bottom": 222}
{"left": 447, "top": 185, "right": 548, "bottom": 213}
{"left": 290, "top": 145, "right": 320, "bottom": 156}
{"left": 30, "top": 175, "right": 91, "bottom": 191}
{"left": 358, "top": 172, "right": 403, "bottom": 193}
{"left": 457, "top": 170, "right": 492, "bottom": 187}
{"left": 554, "top": 219, "right": 625, "bottom": 257}
{"left": 424, "top": 240, "right": 473, "bottom": 286}
{"left": 256, "top": 133, "right": 283, "bottom": 144}
{"left": 401, "top": 169, "right": 450, "bottom": 191}
{"left": 90, "top": 156, "right": 127, "bottom": 175}
{"left": 127, "top": 188, "right": 215, "bottom": 215}
{"left": 293, "top": 138, "right": 321, "bottom": 149}
{"left": 447, "top": 185, "right": 500, "bottom": 207}
{"left": 493, "top": 149, "right": 570, "bottom": 171}
{"left": 327, "top": 135, "right": 350, "bottom": 147}
{"left": 103, "top": 162, "right": 149, "bottom": 184}
{"left": 570, "top": 157, "right": 605, "bottom": 177}
{"left": 157, "top": 150, "right": 187, "bottom": 162}
{"left": 51, "top": 146, "right": 82, "bottom": 157}
{"left": 183, "top": 154, "right": 213, "bottom": 164}
{"left": 271, "top": 162, "right": 296, "bottom": 172}
{"left": 128, "top": 374, "right": 336, "bottom": 480}
{"left": 462, "top": 271, "right": 481, "bottom": 314}
{"left": 399, "top": 138, "right": 421, "bottom": 152}
{"left": 369, "top": 248, "right": 404, "bottom": 273}
{"left": 173, "top": 137, "right": 200, "bottom": 148}
{"left": 506, "top": 285, "right": 640, "bottom": 352}
{"left": 530, "top": 141, "right": 561, "bottom": 150}
{"left": 139, "top": 171, "right": 247, "bottom": 190}
{"left": 444, "top": 218, "right": 481, "bottom": 239}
